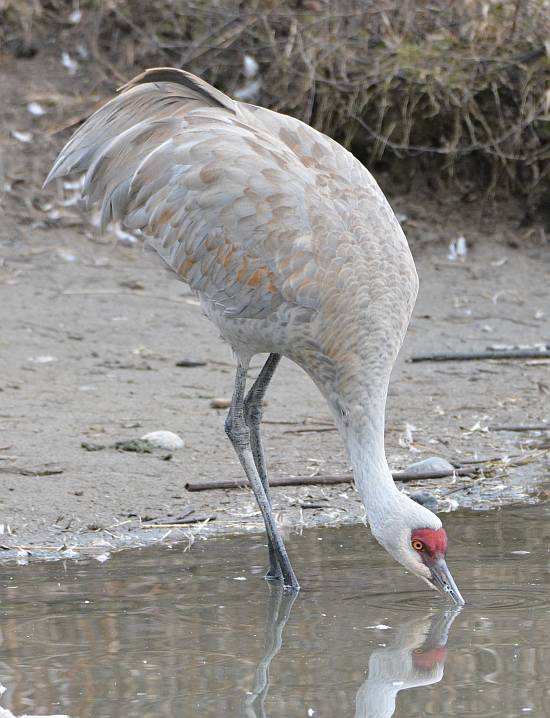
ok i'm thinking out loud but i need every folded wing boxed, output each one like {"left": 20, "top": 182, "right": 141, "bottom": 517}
{"left": 46, "top": 68, "right": 341, "bottom": 318}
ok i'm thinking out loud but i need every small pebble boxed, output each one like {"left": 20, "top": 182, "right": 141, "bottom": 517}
{"left": 175, "top": 358, "right": 207, "bottom": 367}
{"left": 27, "top": 101, "right": 46, "bottom": 116}
{"left": 28, "top": 355, "right": 57, "bottom": 364}
{"left": 11, "top": 129, "right": 33, "bottom": 143}
{"left": 81, "top": 441, "right": 105, "bottom": 452}
{"left": 140, "top": 430, "right": 184, "bottom": 451}
{"left": 119, "top": 278, "right": 144, "bottom": 290}
{"left": 367, "top": 624, "right": 391, "bottom": 630}
{"left": 405, "top": 456, "right": 455, "bottom": 474}
{"left": 410, "top": 490, "right": 439, "bottom": 511}
{"left": 210, "top": 398, "right": 231, "bottom": 409}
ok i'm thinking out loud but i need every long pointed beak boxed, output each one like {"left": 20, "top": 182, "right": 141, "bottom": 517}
{"left": 429, "top": 558, "right": 465, "bottom": 606}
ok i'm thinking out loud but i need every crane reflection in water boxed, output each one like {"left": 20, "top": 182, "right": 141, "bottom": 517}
{"left": 243, "top": 585, "right": 460, "bottom": 718}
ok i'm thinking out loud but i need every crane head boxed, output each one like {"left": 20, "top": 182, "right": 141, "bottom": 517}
{"left": 408, "top": 527, "right": 464, "bottom": 605}
{"left": 369, "top": 492, "right": 465, "bottom": 606}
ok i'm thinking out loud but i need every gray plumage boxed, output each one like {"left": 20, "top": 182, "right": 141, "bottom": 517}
{"left": 46, "top": 67, "right": 464, "bottom": 603}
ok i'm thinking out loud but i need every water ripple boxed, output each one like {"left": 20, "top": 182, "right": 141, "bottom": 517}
{"left": 363, "top": 586, "right": 550, "bottom": 611}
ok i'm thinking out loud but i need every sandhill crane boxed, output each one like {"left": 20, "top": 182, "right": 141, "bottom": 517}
{"left": 46, "top": 67, "right": 464, "bottom": 604}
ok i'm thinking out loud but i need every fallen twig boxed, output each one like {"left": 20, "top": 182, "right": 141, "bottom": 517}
{"left": 410, "top": 350, "right": 550, "bottom": 363}
{"left": 175, "top": 359, "right": 207, "bottom": 367}
{"left": 7, "top": 545, "right": 109, "bottom": 552}
{"left": 186, "top": 476, "right": 351, "bottom": 491}
{"left": 450, "top": 454, "right": 520, "bottom": 465}
{"left": 0, "top": 466, "right": 64, "bottom": 476}
{"left": 489, "top": 424, "right": 549, "bottom": 432}
{"left": 185, "top": 467, "right": 474, "bottom": 492}
{"left": 507, "top": 449, "right": 549, "bottom": 466}
{"left": 443, "top": 475, "right": 488, "bottom": 497}
{"left": 283, "top": 426, "right": 337, "bottom": 434}
{"left": 13, "top": 545, "right": 65, "bottom": 551}
{"left": 140, "top": 515, "right": 216, "bottom": 528}
{"left": 141, "top": 507, "right": 194, "bottom": 525}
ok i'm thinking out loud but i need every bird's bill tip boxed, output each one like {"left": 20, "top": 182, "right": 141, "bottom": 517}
{"left": 430, "top": 558, "right": 465, "bottom": 606}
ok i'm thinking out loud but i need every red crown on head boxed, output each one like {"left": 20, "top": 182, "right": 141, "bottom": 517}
{"left": 411, "top": 527, "right": 448, "bottom": 558}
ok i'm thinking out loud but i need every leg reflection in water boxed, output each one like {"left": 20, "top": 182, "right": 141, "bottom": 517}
{"left": 355, "top": 608, "right": 461, "bottom": 718}
{"left": 243, "top": 582, "right": 298, "bottom": 718}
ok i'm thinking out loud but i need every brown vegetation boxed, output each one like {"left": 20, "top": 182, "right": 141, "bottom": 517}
{"left": 1, "top": 0, "right": 550, "bottom": 215}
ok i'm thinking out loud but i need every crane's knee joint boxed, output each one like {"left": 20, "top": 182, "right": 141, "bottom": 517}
{"left": 225, "top": 411, "right": 250, "bottom": 448}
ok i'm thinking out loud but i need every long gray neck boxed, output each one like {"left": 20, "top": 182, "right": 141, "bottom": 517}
{"left": 338, "top": 396, "right": 405, "bottom": 539}
{"left": 301, "top": 356, "right": 434, "bottom": 545}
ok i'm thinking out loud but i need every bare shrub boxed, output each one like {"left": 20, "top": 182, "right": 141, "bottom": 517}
{"left": 2, "top": 0, "right": 549, "bottom": 210}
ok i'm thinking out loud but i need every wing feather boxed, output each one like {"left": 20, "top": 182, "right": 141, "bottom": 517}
{"left": 45, "top": 68, "right": 362, "bottom": 318}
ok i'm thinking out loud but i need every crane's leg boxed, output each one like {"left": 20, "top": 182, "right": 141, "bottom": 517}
{"left": 225, "top": 361, "right": 299, "bottom": 591}
{"left": 244, "top": 353, "right": 281, "bottom": 580}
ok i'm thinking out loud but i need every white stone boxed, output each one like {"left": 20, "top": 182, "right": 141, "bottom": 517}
{"left": 141, "top": 430, "right": 184, "bottom": 451}
{"left": 27, "top": 102, "right": 46, "bottom": 116}
{"left": 405, "top": 456, "right": 455, "bottom": 474}
{"left": 11, "top": 130, "right": 32, "bottom": 143}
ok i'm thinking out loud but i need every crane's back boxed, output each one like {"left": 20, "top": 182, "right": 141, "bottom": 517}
{"left": 46, "top": 68, "right": 418, "bottom": 388}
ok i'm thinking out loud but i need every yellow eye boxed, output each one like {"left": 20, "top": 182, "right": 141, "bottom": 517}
{"left": 412, "top": 540, "right": 424, "bottom": 551}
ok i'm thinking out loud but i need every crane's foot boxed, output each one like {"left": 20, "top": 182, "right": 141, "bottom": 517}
{"left": 281, "top": 565, "right": 300, "bottom": 593}
{"left": 265, "top": 562, "right": 300, "bottom": 594}
{"left": 265, "top": 544, "right": 282, "bottom": 581}
{"left": 265, "top": 571, "right": 299, "bottom": 592}
{"left": 282, "top": 576, "right": 300, "bottom": 593}
{"left": 267, "top": 540, "right": 299, "bottom": 591}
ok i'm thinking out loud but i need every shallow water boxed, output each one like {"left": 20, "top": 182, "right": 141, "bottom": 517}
{"left": 1, "top": 503, "right": 550, "bottom": 718}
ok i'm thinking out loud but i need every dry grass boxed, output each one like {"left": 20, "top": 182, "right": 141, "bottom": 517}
{"left": 2, "top": 0, "right": 550, "bottom": 212}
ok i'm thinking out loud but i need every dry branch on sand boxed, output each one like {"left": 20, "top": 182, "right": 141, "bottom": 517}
{"left": 184, "top": 467, "right": 476, "bottom": 492}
